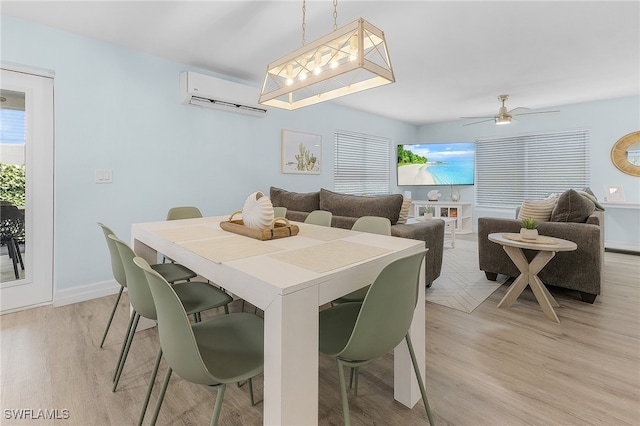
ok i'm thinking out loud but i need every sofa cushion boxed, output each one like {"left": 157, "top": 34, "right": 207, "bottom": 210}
{"left": 517, "top": 196, "right": 557, "bottom": 222}
{"left": 551, "top": 189, "right": 596, "bottom": 223}
{"left": 396, "top": 198, "right": 412, "bottom": 224}
{"left": 577, "top": 190, "right": 605, "bottom": 211}
{"left": 270, "top": 186, "right": 320, "bottom": 212}
{"left": 319, "top": 188, "right": 403, "bottom": 225}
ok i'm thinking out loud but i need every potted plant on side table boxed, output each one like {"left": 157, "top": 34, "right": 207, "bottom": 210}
{"left": 520, "top": 217, "right": 538, "bottom": 240}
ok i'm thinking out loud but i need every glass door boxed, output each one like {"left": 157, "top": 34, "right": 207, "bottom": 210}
{"left": 0, "top": 67, "right": 54, "bottom": 313}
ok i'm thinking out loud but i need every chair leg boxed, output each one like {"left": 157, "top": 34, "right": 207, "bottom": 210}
{"left": 113, "top": 310, "right": 137, "bottom": 382}
{"left": 150, "top": 367, "right": 172, "bottom": 426}
{"left": 405, "top": 334, "right": 435, "bottom": 426}
{"left": 7, "top": 239, "right": 19, "bottom": 279}
{"left": 248, "top": 378, "right": 256, "bottom": 406}
{"left": 353, "top": 367, "right": 359, "bottom": 396}
{"left": 13, "top": 239, "right": 24, "bottom": 270}
{"left": 100, "top": 287, "right": 124, "bottom": 348}
{"left": 336, "top": 360, "right": 352, "bottom": 426}
{"left": 113, "top": 312, "right": 140, "bottom": 392}
{"left": 138, "top": 348, "right": 163, "bottom": 426}
{"left": 348, "top": 367, "right": 360, "bottom": 396}
{"left": 210, "top": 384, "right": 227, "bottom": 426}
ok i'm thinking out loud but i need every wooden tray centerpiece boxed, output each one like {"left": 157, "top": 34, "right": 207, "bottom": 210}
{"left": 220, "top": 210, "right": 299, "bottom": 241}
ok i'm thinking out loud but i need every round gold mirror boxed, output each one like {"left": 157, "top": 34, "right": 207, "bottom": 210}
{"left": 611, "top": 131, "right": 640, "bottom": 177}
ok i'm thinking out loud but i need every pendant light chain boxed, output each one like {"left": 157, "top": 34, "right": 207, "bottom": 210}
{"left": 302, "top": 0, "right": 306, "bottom": 46}
{"left": 333, "top": 0, "right": 338, "bottom": 31}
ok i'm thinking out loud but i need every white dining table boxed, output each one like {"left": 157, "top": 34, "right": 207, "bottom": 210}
{"left": 131, "top": 216, "right": 426, "bottom": 425}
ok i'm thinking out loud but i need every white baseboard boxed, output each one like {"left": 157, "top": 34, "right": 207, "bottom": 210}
{"left": 54, "top": 279, "right": 122, "bottom": 307}
{"left": 605, "top": 241, "right": 640, "bottom": 253}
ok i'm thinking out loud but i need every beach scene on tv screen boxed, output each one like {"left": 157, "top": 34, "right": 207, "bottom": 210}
{"left": 397, "top": 142, "right": 475, "bottom": 185}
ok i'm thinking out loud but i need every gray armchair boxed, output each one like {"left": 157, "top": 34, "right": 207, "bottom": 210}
{"left": 477, "top": 211, "right": 603, "bottom": 303}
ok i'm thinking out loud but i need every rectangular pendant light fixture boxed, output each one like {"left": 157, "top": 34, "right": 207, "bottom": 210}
{"left": 259, "top": 18, "right": 394, "bottom": 110}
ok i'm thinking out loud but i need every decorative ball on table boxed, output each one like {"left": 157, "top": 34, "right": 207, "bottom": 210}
{"left": 242, "top": 191, "right": 275, "bottom": 229}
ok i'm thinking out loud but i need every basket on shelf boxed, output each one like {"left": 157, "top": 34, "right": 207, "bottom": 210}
{"left": 219, "top": 210, "right": 299, "bottom": 241}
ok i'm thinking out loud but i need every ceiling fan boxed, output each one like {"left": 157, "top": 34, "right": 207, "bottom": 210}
{"left": 462, "top": 94, "right": 559, "bottom": 126}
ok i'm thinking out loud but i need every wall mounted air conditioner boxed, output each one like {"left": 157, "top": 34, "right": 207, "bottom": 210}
{"left": 179, "top": 71, "right": 268, "bottom": 118}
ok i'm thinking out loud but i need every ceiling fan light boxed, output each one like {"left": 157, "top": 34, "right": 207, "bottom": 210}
{"left": 495, "top": 115, "right": 512, "bottom": 125}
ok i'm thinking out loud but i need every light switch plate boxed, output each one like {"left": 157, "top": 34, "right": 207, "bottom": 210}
{"left": 95, "top": 169, "right": 112, "bottom": 183}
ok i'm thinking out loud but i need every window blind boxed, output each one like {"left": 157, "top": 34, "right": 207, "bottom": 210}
{"left": 475, "top": 129, "right": 590, "bottom": 207}
{"left": 334, "top": 130, "right": 391, "bottom": 195}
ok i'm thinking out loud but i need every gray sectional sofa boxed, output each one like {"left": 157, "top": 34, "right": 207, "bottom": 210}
{"left": 270, "top": 187, "right": 445, "bottom": 287}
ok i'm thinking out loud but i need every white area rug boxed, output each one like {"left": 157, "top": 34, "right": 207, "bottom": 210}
{"left": 427, "top": 238, "right": 508, "bottom": 313}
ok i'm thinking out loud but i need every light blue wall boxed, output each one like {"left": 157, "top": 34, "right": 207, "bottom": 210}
{"left": 416, "top": 96, "right": 640, "bottom": 248}
{"left": 1, "top": 15, "right": 418, "bottom": 291}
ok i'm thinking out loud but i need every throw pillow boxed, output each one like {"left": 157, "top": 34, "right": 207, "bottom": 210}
{"left": 516, "top": 196, "right": 557, "bottom": 222}
{"left": 550, "top": 189, "right": 596, "bottom": 223}
{"left": 396, "top": 198, "right": 412, "bottom": 224}
{"left": 319, "top": 188, "right": 403, "bottom": 224}
{"left": 269, "top": 186, "right": 320, "bottom": 212}
{"left": 576, "top": 190, "right": 605, "bottom": 211}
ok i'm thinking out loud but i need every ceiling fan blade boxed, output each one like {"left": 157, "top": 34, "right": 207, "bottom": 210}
{"left": 507, "top": 106, "right": 530, "bottom": 114}
{"left": 512, "top": 110, "right": 560, "bottom": 117}
{"left": 463, "top": 118, "right": 495, "bottom": 126}
{"left": 460, "top": 116, "right": 494, "bottom": 119}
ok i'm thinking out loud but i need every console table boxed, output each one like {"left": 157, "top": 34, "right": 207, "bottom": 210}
{"left": 411, "top": 200, "right": 472, "bottom": 234}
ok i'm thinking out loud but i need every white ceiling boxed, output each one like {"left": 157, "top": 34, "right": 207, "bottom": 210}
{"left": 2, "top": 0, "right": 639, "bottom": 126}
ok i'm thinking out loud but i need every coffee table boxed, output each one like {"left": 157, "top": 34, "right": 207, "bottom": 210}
{"left": 488, "top": 232, "right": 577, "bottom": 323}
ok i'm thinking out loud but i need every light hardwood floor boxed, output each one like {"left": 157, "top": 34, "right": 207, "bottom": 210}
{"left": 1, "top": 235, "right": 639, "bottom": 425}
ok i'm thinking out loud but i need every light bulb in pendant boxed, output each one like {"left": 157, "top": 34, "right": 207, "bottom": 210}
{"left": 286, "top": 64, "right": 294, "bottom": 86}
{"left": 349, "top": 34, "right": 358, "bottom": 61}
{"left": 313, "top": 52, "right": 322, "bottom": 75}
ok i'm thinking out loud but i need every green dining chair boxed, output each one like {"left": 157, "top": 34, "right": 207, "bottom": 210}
{"left": 134, "top": 256, "right": 264, "bottom": 426}
{"left": 166, "top": 206, "right": 203, "bottom": 220}
{"left": 332, "top": 216, "right": 392, "bottom": 304}
{"left": 97, "top": 222, "right": 197, "bottom": 348}
{"left": 351, "top": 216, "right": 391, "bottom": 235}
{"left": 163, "top": 206, "right": 204, "bottom": 263}
{"left": 273, "top": 206, "right": 287, "bottom": 218}
{"left": 319, "top": 250, "right": 433, "bottom": 426}
{"left": 304, "top": 210, "right": 332, "bottom": 227}
{"left": 110, "top": 235, "right": 233, "bottom": 424}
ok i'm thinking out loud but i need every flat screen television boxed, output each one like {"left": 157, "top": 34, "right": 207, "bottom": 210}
{"left": 397, "top": 142, "right": 475, "bottom": 186}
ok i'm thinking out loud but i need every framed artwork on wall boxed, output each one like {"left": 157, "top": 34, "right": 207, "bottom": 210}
{"left": 281, "top": 129, "right": 321, "bottom": 174}
{"left": 606, "top": 185, "right": 626, "bottom": 202}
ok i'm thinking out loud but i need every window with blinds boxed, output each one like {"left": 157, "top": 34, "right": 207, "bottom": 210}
{"left": 334, "top": 130, "right": 391, "bottom": 195}
{"left": 475, "top": 129, "right": 590, "bottom": 207}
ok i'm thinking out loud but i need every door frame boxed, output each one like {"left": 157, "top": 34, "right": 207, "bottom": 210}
{"left": 1, "top": 64, "right": 55, "bottom": 314}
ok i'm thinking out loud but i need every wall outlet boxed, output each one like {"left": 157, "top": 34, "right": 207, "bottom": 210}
{"left": 95, "top": 169, "right": 112, "bottom": 183}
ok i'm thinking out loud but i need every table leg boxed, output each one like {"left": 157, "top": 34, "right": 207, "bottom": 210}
{"left": 450, "top": 221, "right": 456, "bottom": 248}
{"left": 263, "top": 285, "right": 319, "bottom": 425}
{"left": 498, "top": 245, "right": 560, "bottom": 323}
{"left": 394, "top": 256, "right": 426, "bottom": 408}
{"left": 497, "top": 246, "right": 531, "bottom": 308}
